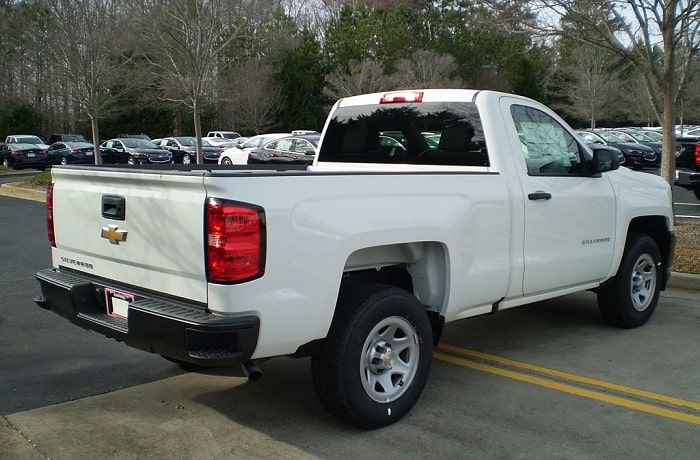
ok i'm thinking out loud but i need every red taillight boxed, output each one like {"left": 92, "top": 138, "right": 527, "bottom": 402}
{"left": 47, "top": 184, "right": 56, "bottom": 247}
{"left": 206, "top": 198, "right": 265, "bottom": 283}
{"left": 695, "top": 143, "right": 700, "bottom": 166}
{"left": 380, "top": 91, "right": 424, "bottom": 104}
{"left": 70, "top": 150, "right": 80, "bottom": 155}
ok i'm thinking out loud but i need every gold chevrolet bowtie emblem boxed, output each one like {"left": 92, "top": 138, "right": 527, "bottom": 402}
{"left": 101, "top": 225, "right": 128, "bottom": 244}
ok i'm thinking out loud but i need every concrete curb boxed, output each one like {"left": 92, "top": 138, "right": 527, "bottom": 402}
{"left": 0, "top": 182, "right": 46, "bottom": 202}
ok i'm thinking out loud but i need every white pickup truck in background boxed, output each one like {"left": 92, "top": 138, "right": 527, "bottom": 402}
{"left": 35, "top": 89, "right": 675, "bottom": 429}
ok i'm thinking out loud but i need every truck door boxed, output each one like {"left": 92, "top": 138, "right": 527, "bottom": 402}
{"left": 503, "top": 100, "right": 617, "bottom": 295}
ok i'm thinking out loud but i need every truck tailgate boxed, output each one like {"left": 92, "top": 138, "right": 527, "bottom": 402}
{"left": 50, "top": 167, "right": 208, "bottom": 303}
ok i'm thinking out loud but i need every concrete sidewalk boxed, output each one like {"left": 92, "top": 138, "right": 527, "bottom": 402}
{"left": 2, "top": 372, "right": 320, "bottom": 460}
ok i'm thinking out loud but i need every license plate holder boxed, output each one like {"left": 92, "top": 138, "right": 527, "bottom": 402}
{"left": 104, "top": 288, "right": 134, "bottom": 320}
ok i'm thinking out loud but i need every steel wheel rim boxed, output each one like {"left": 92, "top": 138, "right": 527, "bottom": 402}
{"left": 360, "top": 316, "right": 420, "bottom": 403}
{"left": 630, "top": 253, "right": 656, "bottom": 311}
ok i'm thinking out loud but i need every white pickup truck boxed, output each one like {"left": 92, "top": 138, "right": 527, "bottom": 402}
{"left": 35, "top": 89, "right": 675, "bottom": 429}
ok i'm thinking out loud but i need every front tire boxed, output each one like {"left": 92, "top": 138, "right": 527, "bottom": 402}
{"left": 221, "top": 157, "right": 233, "bottom": 166}
{"left": 182, "top": 154, "right": 192, "bottom": 165}
{"left": 597, "top": 234, "right": 662, "bottom": 328}
{"left": 312, "top": 283, "right": 433, "bottom": 429}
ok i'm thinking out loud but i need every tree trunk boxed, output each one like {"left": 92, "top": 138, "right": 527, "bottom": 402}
{"left": 193, "top": 101, "right": 203, "bottom": 165}
{"left": 91, "top": 115, "right": 102, "bottom": 165}
{"left": 659, "top": 1, "right": 677, "bottom": 189}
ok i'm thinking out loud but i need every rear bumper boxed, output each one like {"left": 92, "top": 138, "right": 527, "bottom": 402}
{"left": 675, "top": 169, "right": 700, "bottom": 188}
{"left": 34, "top": 268, "right": 259, "bottom": 367}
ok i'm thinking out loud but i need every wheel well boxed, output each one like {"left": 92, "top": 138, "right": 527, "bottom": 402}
{"left": 628, "top": 215, "right": 674, "bottom": 282}
{"left": 338, "top": 241, "right": 448, "bottom": 344}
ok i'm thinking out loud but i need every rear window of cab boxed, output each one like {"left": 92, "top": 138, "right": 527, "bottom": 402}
{"left": 317, "top": 102, "right": 489, "bottom": 167}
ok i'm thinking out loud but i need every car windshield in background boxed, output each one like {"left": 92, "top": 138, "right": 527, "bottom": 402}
{"left": 16, "top": 137, "right": 44, "bottom": 144}
{"left": 626, "top": 131, "right": 654, "bottom": 141}
{"left": 596, "top": 131, "right": 627, "bottom": 143}
{"left": 7, "top": 143, "right": 39, "bottom": 149}
{"left": 175, "top": 137, "right": 197, "bottom": 146}
{"left": 123, "top": 139, "right": 157, "bottom": 148}
{"left": 318, "top": 101, "right": 489, "bottom": 166}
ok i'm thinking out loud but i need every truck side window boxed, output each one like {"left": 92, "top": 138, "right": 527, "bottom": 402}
{"left": 511, "top": 105, "right": 584, "bottom": 176}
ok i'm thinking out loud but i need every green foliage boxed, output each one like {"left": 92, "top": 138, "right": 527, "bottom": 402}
{"left": 0, "top": 101, "right": 42, "bottom": 136}
{"left": 274, "top": 29, "right": 328, "bottom": 131}
{"left": 27, "top": 171, "right": 52, "bottom": 188}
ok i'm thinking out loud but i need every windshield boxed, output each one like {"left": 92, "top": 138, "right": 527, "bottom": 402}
{"left": 596, "top": 131, "right": 626, "bottom": 143}
{"left": 175, "top": 137, "right": 196, "bottom": 147}
{"left": 17, "top": 136, "right": 44, "bottom": 144}
{"left": 626, "top": 131, "right": 653, "bottom": 141}
{"left": 123, "top": 139, "right": 157, "bottom": 148}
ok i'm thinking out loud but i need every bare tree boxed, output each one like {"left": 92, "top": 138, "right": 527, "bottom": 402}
{"left": 529, "top": 0, "right": 700, "bottom": 185}
{"left": 48, "top": 0, "right": 135, "bottom": 164}
{"left": 555, "top": 46, "right": 622, "bottom": 128}
{"left": 390, "top": 49, "right": 463, "bottom": 89}
{"left": 324, "top": 59, "right": 390, "bottom": 99}
{"left": 136, "top": 0, "right": 249, "bottom": 163}
{"left": 223, "top": 59, "right": 281, "bottom": 134}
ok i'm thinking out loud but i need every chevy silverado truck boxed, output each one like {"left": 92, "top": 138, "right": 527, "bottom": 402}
{"left": 35, "top": 89, "right": 675, "bottom": 429}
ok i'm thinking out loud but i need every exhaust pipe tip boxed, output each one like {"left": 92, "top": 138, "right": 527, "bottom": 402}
{"left": 242, "top": 359, "right": 263, "bottom": 381}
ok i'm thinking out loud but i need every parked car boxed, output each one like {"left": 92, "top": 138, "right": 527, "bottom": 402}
{"left": 576, "top": 130, "right": 656, "bottom": 169}
{"left": 99, "top": 138, "right": 172, "bottom": 165}
{"left": 0, "top": 142, "right": 49, "bottom": 170}
{"left": 218, "top": 133, "right": 288, "bottom": 165}
{"left": 46, "top": 141, "right": 95, "bottom": 165}
{"left": 4, "top": 134, "right": 49, "bottom": 150}
{"left": 610, "top": 129, "right": 662, "bottom": 165}
{"left": 675, "top": 136, "right": 700, "bottom": 199}
{"left": 247, "top": 134, "right": 320, "bottom": 165}
{"left": 152, "top": 136, "right": 221, "bottom": 164}
{"left": 48, "top": 133, "right": 88, "bottom": 144}
{"left": 206, "top": 130, "right": 240, "bottom": 140}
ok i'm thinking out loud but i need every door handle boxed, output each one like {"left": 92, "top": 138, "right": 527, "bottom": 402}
{"left": 528, "top": 191, "right": 552, "bottom": 200}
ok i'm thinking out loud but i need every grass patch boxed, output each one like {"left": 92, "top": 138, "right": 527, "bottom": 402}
{"left": 27, "top": 171, "right": 52, "bottom": 187}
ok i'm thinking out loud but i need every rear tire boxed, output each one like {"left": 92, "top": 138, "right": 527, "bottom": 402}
{"left": 693, "top": 187, "right": 700, "bottom": 200}
{"left": 312, "top": 283, "right": 433, "bottom": 429}
{"left": 597, "top": 234, "right": 662, "bottom": 328}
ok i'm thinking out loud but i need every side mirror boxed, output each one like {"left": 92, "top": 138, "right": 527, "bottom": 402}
{"left": 589, "top": 147, "right": 620, "bottom": 174}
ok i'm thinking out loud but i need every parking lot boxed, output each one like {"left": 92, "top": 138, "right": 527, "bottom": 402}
{"left": 1, "top": 189, "right": 699, "bottom": 459}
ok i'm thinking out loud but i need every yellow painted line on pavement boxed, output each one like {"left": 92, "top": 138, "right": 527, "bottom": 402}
{"left": 434, "top": 344, "right": 700, "bottom": 426}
